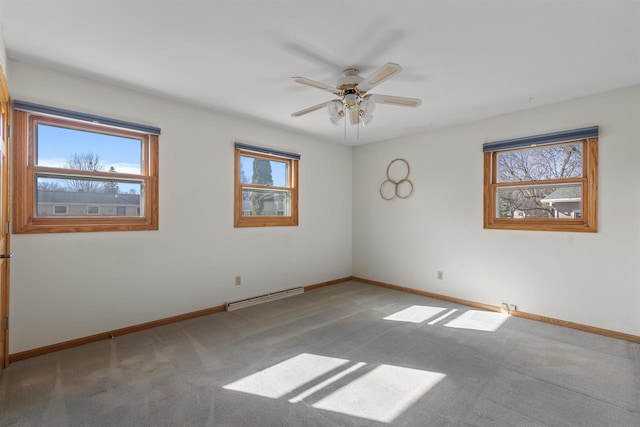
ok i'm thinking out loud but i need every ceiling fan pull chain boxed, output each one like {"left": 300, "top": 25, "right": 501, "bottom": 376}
{"left": 344, "top": 112, "right": 347, "bottom": 139}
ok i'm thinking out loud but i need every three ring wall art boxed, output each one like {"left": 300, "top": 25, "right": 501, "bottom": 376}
{"left": 380, "top": 158, "right": 414, "bottom": 200}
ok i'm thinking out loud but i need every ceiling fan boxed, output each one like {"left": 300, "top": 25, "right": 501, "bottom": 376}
{"left": 291, "top": 62, "right": 421, "bottom": 126}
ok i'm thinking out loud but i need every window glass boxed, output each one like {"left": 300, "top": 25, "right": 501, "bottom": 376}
{"left": 497, "top": 142, "right": 582, "bottom": 183}
{"left": 53, "top": 205, "right": 67, "bottom": 215}
{"left": 496, "top": 183, "right": 582, "bottom": 219}
{"left": 240, "top": 156, "right": 289, "bottom": 186}
{"left": 241, "top": 188, "right": 291, "bottom": 216}
{"left": 36, "top": 123, "right": 142, "bottom": 173}
{"left": 36, "top": 176, "right": 143, "bottom": 217}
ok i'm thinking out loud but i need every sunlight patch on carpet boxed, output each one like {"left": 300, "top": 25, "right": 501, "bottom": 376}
{"left": 444, "top": 310, "right": 508, "bottom": 332}
{"left": 312, "top": 364, "right": 445, "bottom": 423}
{"left": 224, "top": 353, "right": 446, "bottom": 423}
{"left": 427, "top": 308, "right": 458, "bottom": 325}
{"left": 383, "top": 305, "right": 447, "bottom": 323}
{"left": 223, "top": 353, "right": 349, "bottom": 398}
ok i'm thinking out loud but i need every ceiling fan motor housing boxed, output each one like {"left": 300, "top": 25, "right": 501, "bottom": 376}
{"left": 336, "top": 69, "right": 364, "bottom": 91}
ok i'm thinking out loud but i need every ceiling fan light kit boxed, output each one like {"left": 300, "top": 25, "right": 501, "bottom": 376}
{"left": 291, "top": 62, "right": 422, "bottom": 128}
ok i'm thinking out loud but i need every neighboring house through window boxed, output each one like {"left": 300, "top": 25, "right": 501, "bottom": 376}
{"left": 12, "top": 101, "right": 160, "bottom": 233}
{"left": 234, "top": 142, "right": 299, "bottom": 227}
{"left": 483, "top": 126, "right": 598, "bottom": 232}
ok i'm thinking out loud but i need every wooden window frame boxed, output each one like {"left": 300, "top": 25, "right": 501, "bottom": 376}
{"left": 234, "top": 147, "right": 298, "bottom": 228}
{"left": 484, "top": 137, "right": 597, "bottom": 232}
{"left": 13, "top": 110, "right": 159, "bottom": 233}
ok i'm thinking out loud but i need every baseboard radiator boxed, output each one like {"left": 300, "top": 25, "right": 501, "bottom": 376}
{"left": 226, "top": 286, "right": 304, "bottom": 311}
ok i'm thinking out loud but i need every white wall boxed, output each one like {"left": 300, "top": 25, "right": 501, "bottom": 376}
{"left": 8, "top": 60, "right": 353, "bottom": 353}
{"left": 353, "top": 85, "right": 640, "bottom": 336}
{"left": 7, "top": 60, "right": 639, "bottom": 354}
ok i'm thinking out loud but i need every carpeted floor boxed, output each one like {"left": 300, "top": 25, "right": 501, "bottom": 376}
{"left": 1, "top": 281, "right": 639, "bottom": 426}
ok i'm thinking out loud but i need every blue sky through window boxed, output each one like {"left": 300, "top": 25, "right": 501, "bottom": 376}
{"left": 37, "top": 124, "right": 142, "bottom": 174}
{"left": 240, "top": 156, "right": 287, "bottom": 187}
{"left": 37, "top": 124, "right": 143, "bottom": 193}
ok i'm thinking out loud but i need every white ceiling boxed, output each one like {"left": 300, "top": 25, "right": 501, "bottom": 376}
{"left": 1, "top": 0, "right": 638, "bottom": 146}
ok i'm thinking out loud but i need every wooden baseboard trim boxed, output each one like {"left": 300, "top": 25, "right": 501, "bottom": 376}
{"left": 8, "top": 277, "right": 355, "bottom": 364}
{"left": 352, "top": 277, "right": 499, "bottom": 312}
{"left": 304, "top": 276, "right": 353, "bottom": 292}
{"left": 16, "top": 274, "right": 634, "bottom": 363}
{"left": 507, "top": 310, "right": 640, "bottom": 344}
{"left": 351, "top": 276, "right": 640, "bottom": 344}
{"left": 9, "top": 304, "right": 228, "bottom": 363}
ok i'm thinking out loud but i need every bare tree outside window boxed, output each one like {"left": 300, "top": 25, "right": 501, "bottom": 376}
{"left": 496, "top": 143, "right": 582, "bottom": 218}
{"left": 36, "top": 181, "right": 64, "bottom": 192}
{"left": 63, "top": 151, "right": 106, "bottom": 192}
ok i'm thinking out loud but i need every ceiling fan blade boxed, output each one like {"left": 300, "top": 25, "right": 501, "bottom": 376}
{"left": 357, "top": 62, "right": 403, "bottom": 93}
{"left": 291, "top": 101, "right": 330, "bottom": 117}
{"left": 291, "top": 77, "right": 341, "bottom": 95}
{"left": 366, "top": 94, "right": 422, "bottom": 107}
{"left": 349, "top": 108, "right": 360, "bottom": 125}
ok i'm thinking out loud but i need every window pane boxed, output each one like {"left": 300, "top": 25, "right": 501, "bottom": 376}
{"left": 36, "top": 123, "right": 143, "bottom": 174}
{"left": 240, "top": 155, "right": 289, "bottom": 187}
{"left": 496, "top": 183, "right": 582, "bottom": 219}
{"left": 241, "top": 188, "right": 290, "bottom": 216}
{"left": 497, "top": 142, "right": 582, "bottom": 183}
{"left": 36, "top": 176, "right": 143, "bottom": 217}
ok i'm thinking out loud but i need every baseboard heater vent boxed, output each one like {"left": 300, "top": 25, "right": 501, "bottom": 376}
{"left": 226, "top": 287, "right": 304, "bottom": 311}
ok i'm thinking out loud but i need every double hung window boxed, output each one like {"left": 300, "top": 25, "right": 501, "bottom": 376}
{"left": 483, "top": 126, "right": 598, "bottom": 232}
{"left": 13, "top": 101, "right": 160, "bottom": 233}
{"left": 234, "top": 143, "right": 299, "bottom": 227}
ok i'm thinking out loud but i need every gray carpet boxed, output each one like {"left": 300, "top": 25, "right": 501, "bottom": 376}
{"left": 1, "top": 281, "right": 639, "bottom": 426}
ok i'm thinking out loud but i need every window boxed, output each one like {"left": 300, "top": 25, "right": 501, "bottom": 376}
{"left": 483, "top": 126, "right": 598, "bottom": 232}
{"left": 13, "top": 101, "right": 160, "bottom": 233}
{"left": 234, "top": 143, "right": 299, "bottom": 227}
{"left": 53, "top": 205, "right": 68, "bottom": 215}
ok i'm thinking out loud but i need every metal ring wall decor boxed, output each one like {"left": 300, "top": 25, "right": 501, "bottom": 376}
{"left": 380, "top": 158, "right": 414, "bottom": 200}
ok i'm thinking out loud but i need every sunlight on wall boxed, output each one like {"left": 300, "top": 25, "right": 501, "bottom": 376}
{"left": 383, "top": 305, "right": 446, "bottom": 323}
{"left": 444, "top": 310, "right": 508, "bottom": 332}
{"left": 224, "top": 352, "right": 446, "bottom": 423}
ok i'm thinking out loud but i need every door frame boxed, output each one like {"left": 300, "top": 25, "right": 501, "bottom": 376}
{"left": 0, "top": 65, "right": 10, "bottom": 371}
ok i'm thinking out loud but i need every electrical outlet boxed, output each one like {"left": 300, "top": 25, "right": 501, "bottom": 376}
{"left": 437, "top": 271, "right": 444, "bottom": 280}
{"left": 235, "top": 276, "right": 241, "bottom": 286}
